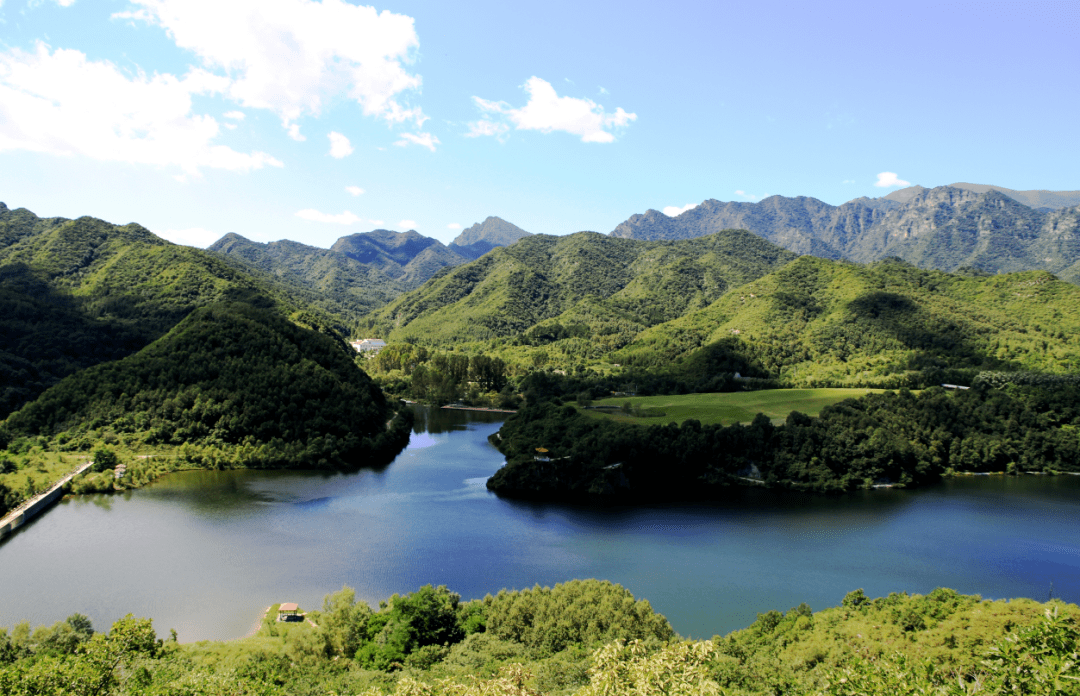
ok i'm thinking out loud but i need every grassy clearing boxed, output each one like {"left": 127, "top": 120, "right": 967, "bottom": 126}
{"left": 580, "top": 388, "right": 891, "bottom": 426}
{"left": 0, "top": 450, "right": 92, "bottom": 501}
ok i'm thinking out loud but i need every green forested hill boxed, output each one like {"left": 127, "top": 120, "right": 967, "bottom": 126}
{"left": 0, "top": 207, "right": 303, "bottom": 418}
{"left": 330, "top": 229, "right": 469, "bottom": 289}
{"left": 362, "top": 230, "right": 797, "bottom": 355}
{"left": 0, "top": 204, "right": 411, "bottom": 515}
{"left": 207, "top": 232, "right": 407, "bottom": 321}
{"left": 615, "top": 255, "right": 1080, "bottom": 388}
{"left": 1, "top": 300, "right": 407, "bottom": 468}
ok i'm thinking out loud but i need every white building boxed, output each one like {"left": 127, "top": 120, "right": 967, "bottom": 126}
{"left": 350, "top": 338, "right": 387, "bottom": 354}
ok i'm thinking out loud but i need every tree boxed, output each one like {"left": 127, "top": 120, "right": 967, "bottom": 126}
{"left": 91, "top": 448, "right": 119, "bottom": 472}
{"left": 356, "top": 585, "right": 464, "bottom": 670}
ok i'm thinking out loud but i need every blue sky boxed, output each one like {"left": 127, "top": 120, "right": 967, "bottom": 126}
{"left": 1, "top": 0, "right": 1077, "bottom": 249}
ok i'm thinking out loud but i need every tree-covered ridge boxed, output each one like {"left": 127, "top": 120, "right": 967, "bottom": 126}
{"left": 330, "top": 229, "right": 470, "bottom": 290}
{"left": 0, "top": 300, "right": 408, "bottom": 470}
{"left": 0, "top": 583, "right": 1074, "bottom": 695}
{"left": 488, "top": 384, "right": 1080, "bottom": 501}
{"left": 0, "top": 202, "right": 69, "bottom": 249}
{"left": 207, "top": 232, "right": 407, "bottom": 320}
{"left": 615, "top": 256, "right": 1080, "bottom": 389}
{"left": 362, "top": 230, "right": 796, "bottom": 348}
{"left": 0, "top": 206, "right": 356, "bottom": 419}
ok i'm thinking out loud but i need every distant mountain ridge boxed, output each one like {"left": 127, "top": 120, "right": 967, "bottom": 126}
{"left": 885, "top": 183, "right": 1080, "bottom": 211}
{"left": 206, "top": 233, "right": 408, "bottom": 318}
{"left": 611, "top": 185, "right": 1080, "bottom": 283}
{"left": 330, "top": 229, "right": 468, "bottom": 289}
{"left": 209, "top": 219, "right": 535, "bottom": 317}
{"left": 449, "top": 216, "right": 532, "bottom": 260}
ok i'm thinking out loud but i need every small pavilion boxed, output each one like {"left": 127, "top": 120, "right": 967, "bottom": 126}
{"left": 278, "top": 603, "right": 300, "bottom": 622}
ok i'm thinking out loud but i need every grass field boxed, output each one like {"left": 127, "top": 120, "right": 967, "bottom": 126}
{"left": 580, "top": 388, "right": 890, "bottom": 427}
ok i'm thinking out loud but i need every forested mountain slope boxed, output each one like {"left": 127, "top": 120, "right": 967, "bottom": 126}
{"left": 207, "top": 232, "right": 407, "bottom": 319}
{"left": 361, "top": 230, "right": 797, "bottom": 352}
{"left": 330, "top": 229, "right": 468, "bottom": 289}
{"left": 0, "top": 300, "right": 407, "bottom": 468}
{"left": 615, "top": 255, "right": 1080, "bottom": 387}
{"left": 0, "top": 205, "right": 317, "bottom": 418}
{"left": 611, "top": 186, "right": 1080, "bottom": 282}
{"left": 0, "top": 204, "right": 404, "bottom": 470}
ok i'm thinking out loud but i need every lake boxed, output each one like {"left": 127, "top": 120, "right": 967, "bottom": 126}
{"left": 1, "top": 406, "right": 1078, "bottom": 641}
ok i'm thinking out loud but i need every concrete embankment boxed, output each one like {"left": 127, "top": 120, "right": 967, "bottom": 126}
{"left": 0, "top": 461, "right": 93, "bottom": 542}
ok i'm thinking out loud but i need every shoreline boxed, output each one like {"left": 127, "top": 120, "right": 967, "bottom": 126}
{"left": 240, "top": 606, "right": 271, "bottom": 640}
{"left": 440, "top": 405, "right": 517, "bottom": 413}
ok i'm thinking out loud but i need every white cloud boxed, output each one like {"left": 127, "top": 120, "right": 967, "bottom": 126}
{"left": 345, "top": 185, "right": 364, "bottom": 196}
{"left": 153, "top": 227, "right": 221, "bottom": 248}
{"left": 465, "top": 119, "right": 509, "bottom": 139}
{"left": 394, "top": 131, "right": 439, "bottom": 151}
{"left": 286, "top": 123, "right": 305, "bottom": 141}
{"left": 398, "top": 219, "right": 417, "bottom": 229}
{"left": 55, "top": 0, "right": 77, "bottom": 6}
{"left": 120, "top": 0, "right": 426, "bottom": 132}
{"left": 224, "top": 110, "right": 245, "bottom": 120}
{"left": 735, "top": 190, "right": 762, "bottom": 201}
{"left": 598, "top": 86, "right": 609, "bottom": 95}
{"left": 842, "top": 179, "right": 855, "bottom": 184}
{"left": 328, "top": 131, "right": 353, "bottom": 158}
{"left": 874, "top": 172, "right": 911, "bottom": 188}
{"left": 663, "top": 203, "right": 698, "bottom": 217}
{"left": 296, "top": 208, "right": 360, "bottom": 224}
{"left": 447, "top": 223, "right": 461, "bottom": 230}
{"left": 0, "top": 42, "right": 282, "bottom": 174}
{"left": 471, "top": 77, "right": 636, "bottom": 143}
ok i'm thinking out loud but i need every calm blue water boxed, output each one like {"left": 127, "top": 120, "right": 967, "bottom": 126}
{"left": 0, "top": 406, "right": 1077, "bottom": 641}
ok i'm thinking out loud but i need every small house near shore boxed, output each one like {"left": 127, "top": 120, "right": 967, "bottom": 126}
{"left": 278, "top": 603, "right": 301, "bottom": 622}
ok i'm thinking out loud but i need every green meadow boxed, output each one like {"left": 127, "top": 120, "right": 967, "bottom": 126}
{"left": 581, "top": 388, "right": 890, "bottom": 426}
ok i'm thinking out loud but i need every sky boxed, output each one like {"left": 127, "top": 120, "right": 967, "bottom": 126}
{"left": 1, "top": 0, "right": 1078, "bottom": 249}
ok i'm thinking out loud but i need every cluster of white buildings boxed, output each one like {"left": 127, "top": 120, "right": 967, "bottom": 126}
{"left": 350, "top": 338, "right": 387, "bottom": 354}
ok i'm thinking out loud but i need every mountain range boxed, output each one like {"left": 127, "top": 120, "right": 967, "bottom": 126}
{"left": 611, "top": 184, "right": 1080, "bottom": 283}
{"left": 206, "top": 216, "right": 533, "bottom": 317}
{"left": 362, "top": 229, "right": 797, "bottom": 350}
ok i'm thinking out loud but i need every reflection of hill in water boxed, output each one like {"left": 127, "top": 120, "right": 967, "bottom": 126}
{"left": 409, "top": 405, "right": 507, "bottom": 435}
{"left": 501, "top": 483, "right": 919, "bottom": 538}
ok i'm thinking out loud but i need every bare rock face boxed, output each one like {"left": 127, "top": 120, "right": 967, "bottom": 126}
{"left": 608, "top": 186, "right": 1080, "bottom": 281}
{"left": 450, "top": 216, "right": 532, "bottom": 259}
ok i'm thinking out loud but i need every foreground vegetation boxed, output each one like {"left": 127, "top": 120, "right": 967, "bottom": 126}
{"left": 1, "top": 581, "right": 1076, "bottom": 695}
